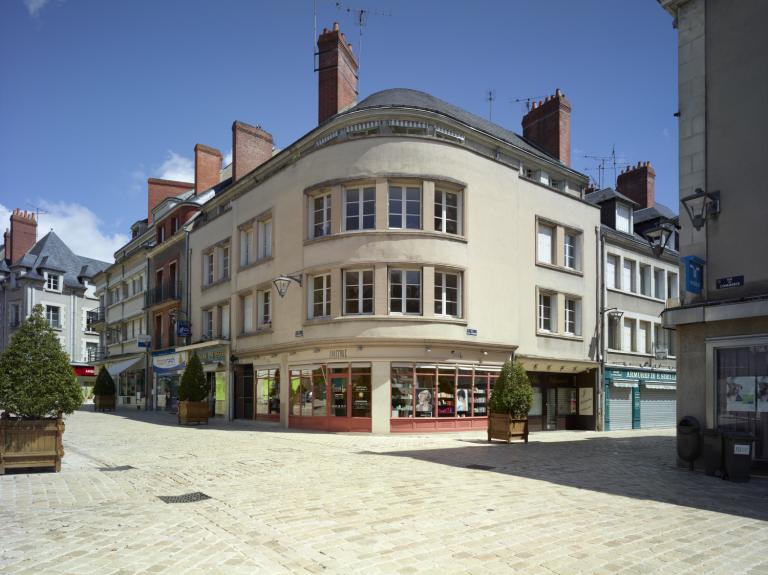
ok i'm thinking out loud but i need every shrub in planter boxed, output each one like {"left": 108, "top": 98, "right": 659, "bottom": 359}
{"left": 488, "top": 359, "right": 533, "bottom": 443}
{"left": 92, "top": 366, "right": 116, "bottom": 412}
{"left": 0, "top": 304, "right": 82, "bottom": 473}
{"left": 177, "top": 353, "right": 209, "bottom": 425}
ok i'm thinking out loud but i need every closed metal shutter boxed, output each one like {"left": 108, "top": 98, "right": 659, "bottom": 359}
{"left": 640, "top": 387, "right": 676, "bottom": 428}
{"left": 608, "top": 386, "right": 633, "bottom": 430}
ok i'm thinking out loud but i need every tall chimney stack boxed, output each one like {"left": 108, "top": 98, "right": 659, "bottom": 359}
{"left": 522, "top": 88, "right": 572, "bottom": 166}
{"left": 617, "top": 161, "right": 656, "bottom": 209}
{"left": 147, "top": 178, "right": 194, "bottom": 224}
{"left": 317, "top": 22, "right": 359, "bottom": 125}
{"left": 232, "top": 121, "right": 274, "bottom": 182}
{"left": 7, "top": 209, "right": 38, "bottom": 264}
{"left": 194, "top": 144, "right": 223, "bottom": 195}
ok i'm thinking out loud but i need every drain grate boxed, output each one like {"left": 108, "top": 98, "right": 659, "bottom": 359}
{"left": 98, "top": 465, "right": 135, "bottom": 472}
{"left": 158, "top": 492, "right": 211, "bottom": 504}
{"left": 466, "top": 464, "right": 495, "bottom": 471}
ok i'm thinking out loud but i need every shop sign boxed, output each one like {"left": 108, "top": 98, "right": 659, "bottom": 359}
{"left": 606, "top": 368, "right": 676, "bottom": 382}
{"left": 198, "top": 347, "right": 227, "bottom": 365}
{"left": 74, "top": 366, "right": 96, "bottom": 377}
{"left": 716, "top": 275, "right": 744, "bottom": 289}
{"left": 152, "top": 352, "right": 186, "bottom": 374}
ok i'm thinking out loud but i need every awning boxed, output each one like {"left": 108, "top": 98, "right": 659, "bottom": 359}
{"left": 611, "top": 379, "right": 639, "bottom": 388}
{"left": 643, "top": 383, "right": 677, "bottom": 390}
{"left": 107, "top": 356, "right": 144, "bottom": 378}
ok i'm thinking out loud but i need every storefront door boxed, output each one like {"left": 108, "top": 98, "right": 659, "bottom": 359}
{"left": 545, "top": 388, "right": 557, "bottom": 430}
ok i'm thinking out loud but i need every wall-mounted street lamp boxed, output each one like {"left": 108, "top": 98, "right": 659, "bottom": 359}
{"left": 601, "top": 307, "right": 624, "bottom": 321}
{"left": 643, "top": 221, "right": 678, "bottom": 257}
{"left": 681, "top": 188, "right": 720, "bottom": 231}
{"left": 273, "top": 274, "right": 303, "bottom": 298}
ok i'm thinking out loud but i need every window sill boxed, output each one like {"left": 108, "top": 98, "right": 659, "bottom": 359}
{"left": 606, "top": 287, "right": 669, "bottom": 304}
{"left": 303, "top": 315, "right": 467, "bottom": 327}
{"left": 238, "top": 257, "right": 273, "bottom": 272}
{"left": 536, "top": 331, "right": 583, "bottom": 342}
{"left": 535, "top": 261, "right": 583, "bottom": 277}
{"left": 201, "top": 277, "right": 230, "bottom": 291}
{"left": 240, "top": 327, "right": 273, "bottom": 337}
{"left": 44, "top": 288, "right": 62, "bottom": 294}
{"left": 304, "top": 229, "right": 468, "bottom": 246}
{"left": 607, "top": 348, "right": 676, "bottom": 359}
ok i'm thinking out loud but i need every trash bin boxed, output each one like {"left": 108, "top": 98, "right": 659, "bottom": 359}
{"left": 677, "top": 416, "right": 701, "bottom": 470}
{"left": 722, "top": 431, "right": 754, "bottom": 482}
{"left": 701, "top": 428, "right": 723, "bottom": 476}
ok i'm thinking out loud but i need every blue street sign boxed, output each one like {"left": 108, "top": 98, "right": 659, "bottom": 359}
{"left": 682, "top": 255, "right": 705, "bottom": 294}
{"left": 176, "top": 320, "right": 191, "bottom": 337}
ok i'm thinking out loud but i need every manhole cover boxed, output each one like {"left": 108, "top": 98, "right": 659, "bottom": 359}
{"left": 98, "top": 465, "right": 135, "bottom": 472}
{"left": 466, "top": 464, "right": 495, "bottom": 471}
{"left": 158, "top": 492, "right": 211, "bottom": 504}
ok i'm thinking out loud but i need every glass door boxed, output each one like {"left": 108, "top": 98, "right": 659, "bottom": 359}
{"left": 331, "top": 368, "right": 348, "bottom": 416}
{"left": 546, "top": 388, "right": 557, "bottom": 430}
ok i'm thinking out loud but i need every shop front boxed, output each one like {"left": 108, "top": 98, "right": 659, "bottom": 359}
{"left": 527, "top": 372, "right": 596, "bottom": 431}
{"left": 105, "top": 355, "right": 146, "bottom": 408}
{"left": 604, "top": 367, "right": 677, "bottom": 431}
{"left": 177, "top": 342, "right": 230, "bottom": 418}
{"left": 73, "top": 365, "right": 96, "bottom": 401}
{"left": 234, "top": 364, "right": 280, "bottom": 422}
{"left": 152, "top": 349, "right": 186, "bottom": 411}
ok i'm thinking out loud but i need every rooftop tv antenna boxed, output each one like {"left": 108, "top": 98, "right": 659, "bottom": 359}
{"left": 487, "top": 90, "right": 496, "bottom": 122}
{"left": 512, "top": 95, "right": 548, "bottom": 112}
{"left": 335, "top": 1, "right": 391, "bottom": 91}
{"left": 583, "top": 145, "right": 628, "bottom": 188}
{"left": 25, "top": 201, "right": 48, "bottom": 221}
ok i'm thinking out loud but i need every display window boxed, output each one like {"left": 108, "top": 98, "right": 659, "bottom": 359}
{"left": 236, "top": 366, "right": 280, "bottom": 420}
{"left": 289, "top": 364, "right": 371, "bottom": 418}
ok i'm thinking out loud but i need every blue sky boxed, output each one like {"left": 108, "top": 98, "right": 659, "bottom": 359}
{"left": 0, "top": 0, "right": 677, "bottom": 261}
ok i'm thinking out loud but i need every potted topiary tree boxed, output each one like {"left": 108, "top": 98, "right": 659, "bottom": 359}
{"left": 0, "top": 304, "right": 83, "bottom": 474}
{"left": 177, "top": 353, "right": 209, "bottom": 425}
{"left": 488, "top": 359, "right": 533, "bottom": 443}
{"left": 92, "top": 366, "right": 116, "bottom": 412}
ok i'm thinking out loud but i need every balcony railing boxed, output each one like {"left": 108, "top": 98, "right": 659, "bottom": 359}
{"left": 87, "top": 307, "right": 106, "bottom": 330}
{"left": 145, "top": 281, "right": 183, "bottom": 308}
{"left": 87, "top": 346, "right": 106, "bottom": 363}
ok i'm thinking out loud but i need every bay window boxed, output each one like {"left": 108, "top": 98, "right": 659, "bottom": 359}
{"left": 311, "top": 193, "right": 332, "bottom": 238}
{"left": 343, "top": 270, "right": 373, "bottom": 315}
{"left": 390, "top": 269, "right": 421, "bottom": 314}
{"left": 388, "top": 185, "right": 421, "bottom": 229}
{"left": 344, "top": 186, "right": 375, "bottom": 231}
{"left": 434, "top": 271, "right": 461, "bottom": 317}
{"left": 434, "top": 189, "right": 460, "bottom": 234}
{"left": 310, "top": 273, "right": 332, "bottom": 319}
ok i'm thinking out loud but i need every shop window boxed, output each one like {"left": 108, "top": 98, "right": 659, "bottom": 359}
{"left": 391, "top": 365, "right": 415, "bottom": 418}
{"left": 344, "top": 186, "right": 375, "bottom": 231}
{"left": 290, "top": 364, "right": 371, "bottom": 418}
{"left": 434, "top": 271, "right": 461, "bottom": 318}
{"left": 390, "top": 269, "right": 421, "bottom": 315}
{"left": 415, "top": 366, "right": 436, "bottom": 417}
{"left": 350, "top": 367, "right": 372, "bottom": 418}
{"left": 255, "top": 369, "right": 280, "bottom": 417}
{"left": 434, "top": 189, "right": 461, "bottom": 234}
{"left": 343, "top": 270, "right": 373, "bottom": 315}
{"left": 437, "top": 369, "right": 456, "bottom": 417}
{"left": 388, "top": 185, "right": 421, "bottom": 229}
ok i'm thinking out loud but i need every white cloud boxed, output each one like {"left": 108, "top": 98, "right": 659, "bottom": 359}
{"left": 23, "top": 0, "right": 49, "bottom": 17}
{"left": 223, "top": 150, "right": 233, "bottom": 166}
{"left": 0, "top": 201, "right": 128, "bottom": 264}
{"left": 157, "top": 150, "right": 194, "bottom": 183}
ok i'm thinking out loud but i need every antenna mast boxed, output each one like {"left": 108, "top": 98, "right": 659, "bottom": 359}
{"left": 26, "top": 202, "right": 48, "bottom": 222}
{"left": 487, "top": 90, "right": 495, "bottom": 122}
{"left": 335, "top": 2, "right": 391, "bottom": 93}
{"left": 512, "top": 95, "right": 547, "bottom": 112}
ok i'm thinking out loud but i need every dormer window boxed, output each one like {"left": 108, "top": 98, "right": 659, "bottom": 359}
{"left": 616, "top": 203, "right": 632, "bottom": 233}
{"left": 158, "top": 225, "right": 165, "bottom": 243}
{"left": 172, "top": 216, "right": 179, "bottom": 234}
{"left": 45, "top": 273, "right": 61, "bottom": 292}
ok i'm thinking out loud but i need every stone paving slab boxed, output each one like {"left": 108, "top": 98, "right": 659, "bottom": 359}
{"left": 1, "top": 408, "right": 767, "bottom": 574}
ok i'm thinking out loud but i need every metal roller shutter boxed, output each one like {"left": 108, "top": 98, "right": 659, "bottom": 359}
{"left": 640, "top": 387, "right": 676, "bottom": 428}
{"left": 608, "top": 386, "right": 633, "bottom": 430}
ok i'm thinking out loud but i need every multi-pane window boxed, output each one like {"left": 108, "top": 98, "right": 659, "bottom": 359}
{"left": 242, "top": 294, "right": 253, "bottom": 333}
{"left": 219, "top": 246, "right": 229, "bottom": 280}
{"left": 310, "top": 274, "right": 332, "bottom": 319}
{"left": 390, "top": 269, "right": 422, "bottom": 314}
{"left": 537, "top": 223, "right": 554, "bottom": 264}
{"left": 171, "top": 216, "right": 179, "bottom": 234}
{"left": 258, "top": 218, "right": 273, "bottom": 259}
{"left": 46, "top": 305, "right": 61, "bottom": 329}
{"left": 312, "top": 193, "right": 332, "bottom": 238}
{"left": 434, "top": 189, "right": 460, "bottom": 234}
{"left": 45, "top": 274, "right": 60, "bottom": 291}
{"left": 204, "top": 252, "right": 214, "bottom": 286}
{"left": 258, "top": 289, "right": 271, "bottom": 327}
{"left": 344, "top": 187, "right": 375, "bottom": 231}
{"left": 388, "top": 185, "right": 421, "bottom": 229}
{"left": 86, "top": 310, "right": 98, "bottom": 331}
{"left": 538, "top": 293, "right": 553, "bottom": 332}
{"left": 623, "top": 318, "right": 636, "bottom": 352}
{"left": 343, "top": 270, "right": 374, "bottom": 315}
{"left": 132, "top": 275, "right": 143, "bottom": 295}
{"left": 240, "top": 228, "right": 253, "bottom": 266}
{"left": 202, "top": 309, "right": 214, "bottom": 338}
{"left": 9, "top": 303, "right": 20, "bottom": 327}
{"left": 564, "top": 298, "right": 580, "bottom": 335}
{"left": 640, "top": 264, "right": 652, "bottom": 296}
{"left": 219, "top": 304, "right": 230, "bottom": 339}
{"left": 623, "top": 259, "right": 636, "bottom": 292}
{"left": 608, "top": 316, "right": 620, "bottom": 349}
{"left": 667, "top": 272, "right": 679, "bottom": 299}
{"left": 434, "top": 271, "right": 460, "bottom": 317}
{"left": 564, "top": 233, "right": 578, "bottom": 269}
{"left": 654, "top": 268, "right": 666, "bottom": 299}
{"left": 616, "top": 203, "right": 632, "bottom": 233}
{"left": 606, "top": 254, "right": 618, "bottom": 289}
{"left": 638, "top": 320, "right": 651, "bottom": 354}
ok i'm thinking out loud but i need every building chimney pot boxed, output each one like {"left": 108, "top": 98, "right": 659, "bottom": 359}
{"left": 617, "top": 160, "right": 656, "bottom": 208}
{"left": 6, "top": 207, "right": 38, "bottom": 264}
{"left": 194, "top": 144, "right": 222, "bottom": 195}
{"left": 333, "top": 21, "right": 339, "bottom": 30}
{"left": 522, "top": 88, "right": 572, "bottom": 166}
{"left": 232, "top": 121, "right": 274, "bottom": 183}
{"left": 147, "top": 178, "right": 194, "bottom": 224}
{"left": 317, "top": 22, "right": 359, "bottom": 124}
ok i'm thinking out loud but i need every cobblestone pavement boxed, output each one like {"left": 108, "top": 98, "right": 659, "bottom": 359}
{"left": 2, "top": 409, "right": 768, "bottom": 575}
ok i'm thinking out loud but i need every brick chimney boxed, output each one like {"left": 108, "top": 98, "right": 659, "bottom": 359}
{"left": 617, "top": 161, "right": 656, "bottom": 209}
{"left": 522, "top": 88, "right": 572, "bottom": 166}
{"left": 317, "top": 22, "right": 359, "bottom": 125}
{"left": 194, "top": 144, "right": 223, "bottom": 195}
{"left": 232, "top": 121, "right": 274, "bottom": 182}
{"left": 147, "top": 178, "right": 194, "bottom": 224}
{"left": 6, "top": 209, "right": 38, "bottom": 264}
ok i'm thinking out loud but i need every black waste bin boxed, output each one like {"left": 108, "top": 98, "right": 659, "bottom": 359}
{"left": 677, "top": 416, "right": 701, "bottom": 470}
{"left": 701, "top": 429, "right": 723, "bottom": 476}
{"left": 722, "top": 431, "right": 754, "bottom": 482}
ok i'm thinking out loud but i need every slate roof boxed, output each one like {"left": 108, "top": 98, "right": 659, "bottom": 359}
{"left": 8, "top": 231, "right": 110, "bottom": 289}
{"left": 344, "top": 88, "right": 578, "bottom": 170}
{"left": 634, "top": 203, "right": 677, "bottom": 224}
{"left": 585, "top": 187, "right": 639, "bottom": 206}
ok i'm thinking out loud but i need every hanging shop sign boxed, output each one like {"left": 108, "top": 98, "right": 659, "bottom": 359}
{"left": 176, "top": 320, "right": 191, "bottom": 337}
{"left": 152, "top": 352, "right": 186, "bottom": 374}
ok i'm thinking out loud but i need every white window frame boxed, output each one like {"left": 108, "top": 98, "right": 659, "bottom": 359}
{"left": 257, "top": 217, "right": 273, "bottom": 259}
{"left": 434, "top": 189, "right": 462, "bottom": 235}
{"left": 219, "top": 304, "right": 230, "bottom": 339}
{"left": 240, "top": 228, "right": 253, "bottom": 267}
{"left": 389, "top": 268, "right": 422, "bottom": 315}
{"left": 564, "top": 232, "right": 579, "bottom": 270}
{"left": 46, "top": 305, "right": 61, "bottom": 329}
{"left": 258, "top": 289, "right": 271, "bottom": 327}
{"left": 564, "top": 297, "right": 581, "bottom": 336}
{"left": 434, "top": 270, "right": 461, "bottom": 318}
{"left": 45, "top": 273, "right": 61, "bottom": 292}
{"left": 638, "top": 320, "right": 650, "bottom": 354}
{"left": 219, "top": 245, "right": 229, "bottom": 280}
{"left": 309, "top": 273, "right": 332, "bottom": 319}
{"left": 606, "top": 254, "right": 619, "bottom": 289}
{"left": 343, "top": 269, "right": 374, "bottom": 315}
{"left": 622, "top": 317, "right": 636, "bottom": 352}
{"left": 388, "top": 185, "right": 421, "bottom": 230}
{"left": 623, "top": 259, "right": 637, "bottom": 293}
{"left": 537, "top": 222, "right": 554, "bottom": 265}
{"left": 203, "top": 252, "right": 214, "bottom": 286}
{"left": 344, "top": 186, "right": 376, "bottom": 231}
{"left": 616, "top": 203, "right": 632, "bottom": 233}
{"left": 538, "top": 292, "right": 555, "bottom": 333}
{"left": 310, "top": 192, "right": 332, "bottom": 238}
{"left": 202, "top": 309, "right": 214, "bottom": 339}
{"left": 242, "top": 294, "right": 253, "bottom": 333}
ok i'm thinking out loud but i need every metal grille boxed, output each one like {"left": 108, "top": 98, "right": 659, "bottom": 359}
{"left": 466, "top": 464, "right": 495, "bottom": 471}
{"left": 98, "top": 465, "right": 135, "bottom": 472}
{"left": 608, "top": 386, "right": 633, "bottom": 430}
{"left": 158, "top": 492, "right": 211, "bottom": 504}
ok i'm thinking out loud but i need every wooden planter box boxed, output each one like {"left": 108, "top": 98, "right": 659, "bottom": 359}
{"left": 94, "top": 395, "right": 116, "bottom": 412}
{"left": 0, "top": 416, "right": 65, "bottom": 474}
{"left": 487, "top": 412, "right": 529, "bottom": 443}
{"left": 178, "top": 401, "right": 209, "bottom": 425}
